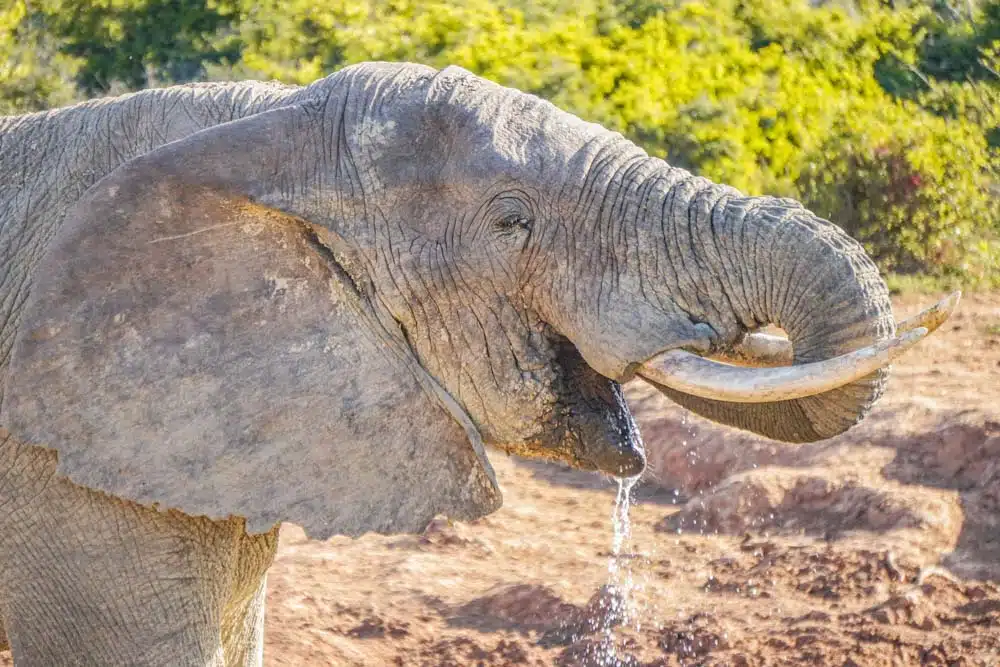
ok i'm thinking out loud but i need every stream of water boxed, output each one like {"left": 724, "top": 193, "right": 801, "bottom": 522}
{"left": 595, "top": 474, "right": 641, "bottom": 666}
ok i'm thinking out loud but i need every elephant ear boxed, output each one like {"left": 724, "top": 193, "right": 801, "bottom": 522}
{"left": 0, "top": 105, "right": 500, "bottom": 538}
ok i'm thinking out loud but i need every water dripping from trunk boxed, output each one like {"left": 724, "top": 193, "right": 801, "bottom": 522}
{"left": 592, "top": 474, "right": 641, "bottom": 666}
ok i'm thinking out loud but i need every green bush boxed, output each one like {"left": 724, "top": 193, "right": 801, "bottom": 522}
{"left": 0, "top": 2, "right": 80, "bottom": 114}
{"left": 1, "top": 0, "right": 997, "bottom": 284}
{"left": 917, "top": 0, "right": 1000, "bottom": 84}
{"left": 49, "top": 0, "right": 240, "bottom": 93}
{"left": 798, "top": 99, "right": 999, "bottom": 280}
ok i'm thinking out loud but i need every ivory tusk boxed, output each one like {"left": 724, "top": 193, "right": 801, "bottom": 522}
{"left": 897, "top": 291, "right": 961, "bottom": 336}
{"left": 637, "top": 327, "right": 928, "bottom": 403}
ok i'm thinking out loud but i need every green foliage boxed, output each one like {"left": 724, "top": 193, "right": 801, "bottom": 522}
{"left": 917, "top": 0, "right": 1000, "bottom": 84}
{"left": 1, "top": 0, "right": 997, "bottom": 285}
{"left": 884, "top": 270, "right": 973, "bottom": 294}
{"left": 0, "top": 1, "right": 80, "bottom": 114}
{"left": 798, "top": 100, "right": 999, "bottom": 280}
{"left": 47, "top": 0, "right": 241, "bottom": 93}
{"left": 3, "top": 0, "right": 238, "bottom": 96}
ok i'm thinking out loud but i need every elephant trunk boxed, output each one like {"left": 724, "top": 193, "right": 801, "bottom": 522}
{"left": 649, "top": 194, "right": 896, "bottom": 443}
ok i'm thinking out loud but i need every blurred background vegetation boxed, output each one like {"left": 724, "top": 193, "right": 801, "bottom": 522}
{"left": 2, "top": 0, "right": 997, "bottom": 289}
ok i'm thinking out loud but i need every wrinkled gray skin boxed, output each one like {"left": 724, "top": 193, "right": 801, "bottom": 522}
{"left": 0, "top": 62, "right": 892, "bottom": 665}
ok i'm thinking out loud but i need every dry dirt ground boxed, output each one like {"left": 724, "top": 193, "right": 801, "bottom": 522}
{"left": 4, "top": 292, "right": 1000, "bottom": 666}
{"left": 262, "top": 291, "right": 1000, "bottom": 666}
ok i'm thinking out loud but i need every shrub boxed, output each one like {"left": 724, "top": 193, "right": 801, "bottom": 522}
{"left": 1, "top": 0, "right": 997, "bottom": 283}
{"left": 0, "top": 1, "right": 80, "bottom": 114}
{"left": 798, "top": 100, "right": 999, "bottom": 280}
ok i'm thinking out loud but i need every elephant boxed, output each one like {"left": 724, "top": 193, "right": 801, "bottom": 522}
{"left": 0, "top": 61, "right": 954, "bottom": 665}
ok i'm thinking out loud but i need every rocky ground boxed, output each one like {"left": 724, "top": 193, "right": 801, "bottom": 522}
{"left": 260, "top": 291, "right": 1000, "bottom": 666}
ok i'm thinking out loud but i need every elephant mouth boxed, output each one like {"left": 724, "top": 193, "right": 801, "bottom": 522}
{"left": 631, "top": 293, "right": 959, "bottom": 404}
{"left": 495, "top": 333, "right": 646, "bottom": 479}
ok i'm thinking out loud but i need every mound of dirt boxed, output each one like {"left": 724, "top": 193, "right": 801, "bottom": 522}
{"left": 632, "top": 388, "right": 1000, "bottom": 578}
{"left": 657, "top": 468, "right": 961, "bottom": 545}
{"left": 448, "top": 583, "right": 578, "bottom": 632}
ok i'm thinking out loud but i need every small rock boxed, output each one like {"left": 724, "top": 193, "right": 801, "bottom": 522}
{"left": 795, "top": 610, "right": 832, "bottom": 623}
{"left": 660, "top": 625, "right": 729, "bottom": 657}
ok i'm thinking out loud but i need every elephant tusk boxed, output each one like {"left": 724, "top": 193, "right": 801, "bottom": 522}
{"left": 710, "top": 292, "right": 961, "bottom": 370}
{"left": 897, "top": 290, "right": 961, "bottom": 336}
{"left": 637, "top": 327, "right": 928, "bottom": 403}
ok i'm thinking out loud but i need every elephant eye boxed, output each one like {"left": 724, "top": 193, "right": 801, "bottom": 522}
{"left": 494, "top": 213, "right": 533, "bottom": 236}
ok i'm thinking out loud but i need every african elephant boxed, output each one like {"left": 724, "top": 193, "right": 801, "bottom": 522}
{"left": 0, "top": 62, "right": 952, "bottom": 665}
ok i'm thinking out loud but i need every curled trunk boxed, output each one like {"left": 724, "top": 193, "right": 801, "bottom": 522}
{"left": 650, "top": 195, "right": 895, "bottom": 443}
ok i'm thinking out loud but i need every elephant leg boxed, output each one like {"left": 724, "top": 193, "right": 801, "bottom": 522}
{"left": 220, "top": 530, "right": 279, "bottom": 667}
{"left": 0, "top": 433, "right": 279, "bottom": 667}
{"left": 0, "top": 613, "right": 8, "bottom": 652}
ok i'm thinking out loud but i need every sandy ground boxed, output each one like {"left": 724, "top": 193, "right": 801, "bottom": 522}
{"left": 3, "top": 291, "right": 999, "bottom": 666}
{"left": 259, "top": 291, "right": 1000, "bottom": 666}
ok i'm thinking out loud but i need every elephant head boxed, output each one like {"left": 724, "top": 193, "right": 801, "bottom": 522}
{"left": 0, "top": 63, "right": 952, "bottom": 539}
